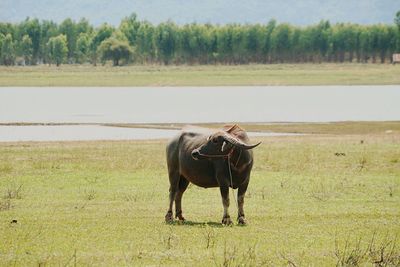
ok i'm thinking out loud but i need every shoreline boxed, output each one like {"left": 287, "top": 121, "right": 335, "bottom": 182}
{"left": 1, "top": 121, "right": 399, "bottom": 135}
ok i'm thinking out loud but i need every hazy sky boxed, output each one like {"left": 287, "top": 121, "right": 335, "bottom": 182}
{"left": 1, "top": 0, "right": 399, "bottom": 25}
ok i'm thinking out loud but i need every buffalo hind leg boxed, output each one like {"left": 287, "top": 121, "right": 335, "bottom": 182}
{"left": 220, "top": 186, "right": 232, "bottom": 225}
{"left": 165, "top": 171, "right": 180, "bottom": 223}
{"left": 237, "top": 182, "right": 248, "bottom": 225}
{"left": 175, "top": 176, "right": 189, "bottom": 221}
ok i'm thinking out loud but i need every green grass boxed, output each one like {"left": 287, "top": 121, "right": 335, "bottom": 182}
{"left": 0, "top": 134, "right": 399, "bottom": 266}
{"left": 0, "top": 63, "right": 399, "bottom": 86}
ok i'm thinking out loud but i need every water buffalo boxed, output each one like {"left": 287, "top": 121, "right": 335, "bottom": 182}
{"left": 165, "top": 124, "right": 261, "bottom": 225}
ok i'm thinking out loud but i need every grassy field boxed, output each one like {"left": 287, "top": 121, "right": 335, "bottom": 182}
{"left": 0, "top": 133, "right": 399, "bottom": 266}
{"left": 0, "top": 64, "right": 399, "bottom": 86}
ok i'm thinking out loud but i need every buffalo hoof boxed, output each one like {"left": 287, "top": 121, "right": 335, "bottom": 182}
{"left": 222, "top": 216, "right": 233, "bottom": 226}
{"left": 238, "top": 216, "right": 247, "bottom": 225}
{"left": 176, "top": 214, "right": 185, "bottom": 222}
{"left": 165, "top": 212, "right": 174, "bottom": 223}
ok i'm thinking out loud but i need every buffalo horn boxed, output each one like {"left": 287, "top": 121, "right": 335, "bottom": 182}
{"left": 222, "top": 133, "right": 261, "bottom": 150}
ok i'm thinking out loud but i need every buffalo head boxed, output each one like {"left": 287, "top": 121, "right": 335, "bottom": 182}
{"left": 191, "top": 125, "right": 261, "bottom": 160}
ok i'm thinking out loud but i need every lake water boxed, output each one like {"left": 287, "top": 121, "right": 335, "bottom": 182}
{"left": 1, "top": 86, "right": 399, "bottom": 123}
{"left": 0, "top": 125, "right": 300, "bottom": 142}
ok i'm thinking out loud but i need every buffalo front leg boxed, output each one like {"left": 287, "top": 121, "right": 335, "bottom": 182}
{"left": 237, "top": 182, "right": 248, "bottom": 225}
{"left": 219, "top": 186, "right": 232, "bottom": 225}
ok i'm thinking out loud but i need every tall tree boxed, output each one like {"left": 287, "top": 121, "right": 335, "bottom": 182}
{"left": 395, "top": 11, "right": 400, "bottom": 52}
{"left": 120, "top": 13, "right": 141, "bottom": 46}
{"left": 154, "top": 22, "right": 178, "bottom": 65}
{"left": 395, "top": 10, "right": 400, "bottom": 30}
{"left": 343, "top": 24, "right": 357, "bottom": 62}
{"left": 290, "top": 27, "right": 302, "bottom": 62}
{"left": 261, "top": 19, "right": 276, "bottom": 63}
{"left": 231, "top": 25, "right": 247, "bottom": 63}
{"left": 369, "top": 25, "right": 381, "bottom": 63}
{"left": 59, "top": 18, "right": 77, "bottom": 61}
{"left": 296, "top": 27, "right": 311, "bottom": 62}
{"left": 330, "top": 24, "right": 347, "bottom": 62}
{"left": 20, "top": 34, "right": 33, "bottom": 64}
{"left": 1, "top": 33, "right": 15, "bottom": 65}
{"left": 217, "top": 25, "right": 234, "bottom": 64}
{"left": 245, "top": 24, "right": 264, "bottom": 62}
{"left": 377, "top": 25, "right": 390, "bottom": 63}
{"left": 0, "top": 22, "right": 15, "bottom": 38}
{"left": 39, "top": 20, "right": 58, "bottom": 64}
{"left": 19, "top": 18, "right": 41, "bottom": 64}
{"left": 315, "top": 20, "right": 330, "bottom": 62}
{"left": 90, "top": 23, "right": 114, "bottom": 65}
{"left": 359, "top": 27, "right": 372, "bottom": 62}
{"left": 387, "top": 26, "right": 398, "bottom": 62}
{"left": 76, "top": 33, "right": 91, "bottom": 63}
{"left": 76, "top": 18, "right": 92, "bottom": 36}
{"left": 47, "top": 34, "right": 68, "bottom": 66}
{"left": 135, "top": 21, "right": 155, "bottom": 63}
{"left": 0, "top": 34, "right": 4, "bottom": 62}
{"left": 271, "top": 23, "right": 291, "bottom": 62}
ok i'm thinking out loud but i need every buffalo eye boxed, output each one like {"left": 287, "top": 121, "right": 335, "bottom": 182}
{"left": 212, "top": 138, "right": 218, "bottom": 144}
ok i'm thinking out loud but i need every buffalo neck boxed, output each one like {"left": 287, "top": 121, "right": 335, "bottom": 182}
{"left": 229, "top": 147, "right": 252, "bottom": 171}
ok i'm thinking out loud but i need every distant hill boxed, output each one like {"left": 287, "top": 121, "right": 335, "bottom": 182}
{"left": 1, "top": 0, "right": 399, "bottom": 26}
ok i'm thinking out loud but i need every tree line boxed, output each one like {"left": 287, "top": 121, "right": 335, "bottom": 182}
{"left": 0, "top": 12, "right": 400, "bottom": 66}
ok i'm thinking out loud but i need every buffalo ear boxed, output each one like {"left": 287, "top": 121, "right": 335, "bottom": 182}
{"left": 225, "top": 124, "right": 238, "bottom": 133}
